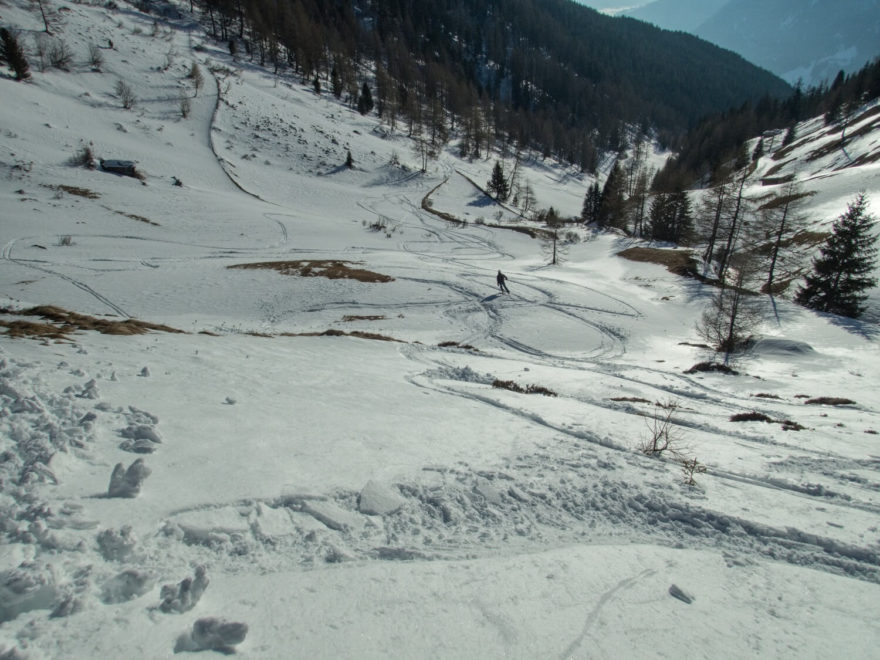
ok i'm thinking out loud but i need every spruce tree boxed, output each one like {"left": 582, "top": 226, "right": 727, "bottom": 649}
{"left": 487, "top": 160, "right": 509, "bottom": 201}
{"left": 357, "top": 82, "right": 374, "bottom": 115}
{"left": 1, "top": 28, "right": 31, "bottom": 81}
{"left": 580, "top": 182, "right": 601, "bottom": 224}
{"left": 795, "top": 193, "right": 878, "bottom": 318}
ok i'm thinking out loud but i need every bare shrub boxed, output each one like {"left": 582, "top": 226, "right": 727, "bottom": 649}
{"left": 115, "top": 79, "right": 136, "bottom": 109}
{"left": 33, "top": 33, "right": 51, "bottom": 72}
{"left": 69, "top": 144, "right": 96, "bottom": 169}
{"left": 639, "top": 399, "right": 682, "bottom": 455}
{"left": 188, "top": 61, "right": 203, "bottom": 96}
{"left": 48, "top": 38, "right": 73, "bottom": 70}
{"left": 681, "top": 457, "right": 706, "bottom": 486}
{"left": 58, "top": 235, "right": 73, "bottom": 247}
{"left": 179, "top": 90, "right": 191, "bottom": 118}
{"left": 88, "top": 42, "right": 104, "bottom": 70}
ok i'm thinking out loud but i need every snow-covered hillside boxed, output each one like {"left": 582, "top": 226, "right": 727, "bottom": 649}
{"left": 1, "top": 0, "right": 880, "bottom": 657}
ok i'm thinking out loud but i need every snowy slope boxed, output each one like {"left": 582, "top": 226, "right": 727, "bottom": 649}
{"left": 2, "top": 0, "right": 880, "bottom": 658}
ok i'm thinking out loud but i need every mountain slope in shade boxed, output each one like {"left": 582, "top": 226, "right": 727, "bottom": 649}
{"left": 626, "top": 0, "right": 728, "bottom": 32}
{"left": 627, "top": 0, "right": 880, "bottom": 87}
{"left": 697, "top": 0, "right": 880, "bottom": 86}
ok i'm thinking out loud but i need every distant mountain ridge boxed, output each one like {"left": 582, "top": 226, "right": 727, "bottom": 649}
{"left": 627, "top": 0, "right": 880, "bottom": 87}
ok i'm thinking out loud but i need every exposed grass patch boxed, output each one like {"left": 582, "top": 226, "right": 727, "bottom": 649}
{"left": 617, "top": 247, "right": 701, "bottom": 278}
{"left": 610, "top": 396, "right": 652, "bottom": 404}
{"left": 492, "top": 379, "right": 557, "bottom": 397}
{"left": 730, "top": 411, "right": 775, "bottom": 423}
{"left": 50, "top": 184, "right": 100, "bottom": 199}
{"left": 115, "top": 210, "right": 159, "bottom": 226}
{"left": 438, "top": 340, "right": 479, "bottom": 352}
{"left": 0, "top": 306, "right": 184, "bottom": 339}
{"left": 731, "top": 410, "right": 805, "bottom": 431}
{"left": 284, "top": 329, "right": 403, "bottom": 342}
{"left": 341, "top": 315, "right": 385, "bottom": 322}
{"left": 804, "top": 397, "right": 856, "bottom": 406}
{"left": 684, "top": 362, "right": 739, "bottom": 375}
{"left": 229, "top": 260, "right": 394, "bottom": 283}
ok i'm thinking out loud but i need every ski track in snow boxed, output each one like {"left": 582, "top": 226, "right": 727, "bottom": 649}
{"left": 2, "top": 2, "right": 880, "bottom": 654}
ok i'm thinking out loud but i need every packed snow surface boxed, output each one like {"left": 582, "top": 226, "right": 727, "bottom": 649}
{"left": 1, "top": 0, "right": 880, "bottom": 657}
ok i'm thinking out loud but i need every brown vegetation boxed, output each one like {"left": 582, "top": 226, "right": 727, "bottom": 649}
{"left": 341, "top": 315, "right": 385, "bottom": 322}
{"left": 492, "top": 379, "right": 557, "bottom": 397}
{"left": 52, "top": 184, "right": 100, "bottom": 199}
{"left": 229, "top": 260, "right": 394, "bottom": 283}
{"left": 0, "top": 306, "right": 184, "bottom": 340}
{"left": 617, "top": 247, "right": 701, "bottom": 278}
{"left": 283, "top": 329, "right": 402, "bottom": 342}
{"left": 804, "top": 397, "right": 856, "bottom": 406}
{"left": 684, "top": 362, "right": 738, "bottom": 375}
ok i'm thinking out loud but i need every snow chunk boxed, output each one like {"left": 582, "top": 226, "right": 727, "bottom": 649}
{"left": 174, "top": 617, "right": 248, "bottom": 653}
{"left": 357, "top": 480, "right": 405, "bottom": 516}
{"left": 669, "top": 584, "right": 694, "bottom": 604}
{"left": 97, "top": 526, "right": 137, "bottom": 561}
{"left": 301, "top": 500, "right": 364, "bottom": 531}
{"left": 107, "top": 459, "right": 151, "bottom": 498}
{"left": 0, "top": 565, "right": 59, "bottom": 623}
{"left": 101, "top": 569, "right": 154, "bottom": 604}
{"left": 159, "top": 565, "right": 208, "bottom": 614}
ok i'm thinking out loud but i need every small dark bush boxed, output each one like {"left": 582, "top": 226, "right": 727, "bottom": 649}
{"left": 685, "top": 362, "right": 738, "bottom": 375}
{"left": 492, "top": 379, "right": 557, "bottom": 397}
{"left": 730, "top": 411, "right": 774, "bottom": 423}
{"left": 804, "top": 397, "right": 856, "bottom": 406}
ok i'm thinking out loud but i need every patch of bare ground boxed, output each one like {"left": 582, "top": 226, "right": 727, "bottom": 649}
{"left": 804, "top": 397, "right": 856, "bottom": 406}
{"left": 492, "top": 379, "right": 557, "bottom": 397}
{"left": 47, "top": 184, "right": 100, "bottom": 199}
{"left": 0, "top": 306, "right": 184, "bottom": 339}
{"left": 752, "top": 393, "right": 782, "bottom": 400}
{"left": 609, "top": 396, "right": 652, "bottom": 404}
{"left": 341, "top": 315, "right": 385, "bottom": 322}
{"left": 730, "top": 411, "right": 806, "bottom": 431}
{"left": 684, "top": 362, "right": 738, "bottom": 375}
{"left": 617, "top": 247, "right": 703, "bottom": 278}
{"left": 282, "top": 329, "right": 403, "bottom": 342}
{"left": 114, "top": 210, "right": 159, "bottom": 226}
{"left": 438, "top": 340, "right": 479, "bottom": 352}
{"left": 229, "top": 260, "right": 394, "bottom": 283}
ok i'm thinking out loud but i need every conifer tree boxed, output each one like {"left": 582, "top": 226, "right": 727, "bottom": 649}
{"left": 596, "top": 162, "right": 625, "bottom": 230}
{"left": 487, "top": 160, "right": 509, "bottom": 201}
{"left": 1, "top": 28, "right": 31, "bottom": 81}
{"left": 356, "top": 82, "right": 374, "bottom": 115}
{"left": 580, "top": 182, "right": 601, "bottom": 225}
{"left": 795, "top": 194, "right": 878, "bottom": 318}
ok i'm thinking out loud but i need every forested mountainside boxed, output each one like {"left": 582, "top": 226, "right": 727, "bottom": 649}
{"left": 654, "top": 57, "right": 880, "bottom": 189}
{"left": 204, "top": 0, "right": 790, "bottom": 170}
{"left": 628, "top": 0, "right": 880, "bottom": 87}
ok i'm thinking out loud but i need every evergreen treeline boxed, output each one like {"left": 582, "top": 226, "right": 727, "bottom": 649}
{"left": 655, "top": 57, "right": 880, "bottom": 189}
{"left": 196, "top": 0, "right": 790, "bottom": 171}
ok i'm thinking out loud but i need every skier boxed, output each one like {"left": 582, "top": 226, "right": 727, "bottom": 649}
{"left": 496, "top": 270, "right": 510, "bottom": 294}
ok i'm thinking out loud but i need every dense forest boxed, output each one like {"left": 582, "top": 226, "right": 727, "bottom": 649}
{"left": 197, "top": 0, "right": 790, "bottom": 171}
